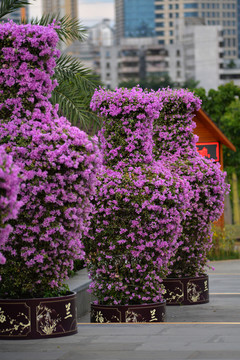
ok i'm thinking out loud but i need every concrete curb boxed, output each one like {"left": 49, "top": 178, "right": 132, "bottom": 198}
{"left": 67, "top": 268, "right": 91, "bottom": 319}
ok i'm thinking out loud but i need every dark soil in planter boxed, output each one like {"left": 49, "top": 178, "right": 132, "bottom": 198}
{"left": 91, "top": 301, "right": 166, "bottom": 323}
{"left": 163, "top": 274, "right": 209, "bottom": 305}
{"left": 0, "top": 291, "right": 77, "bottom": 339}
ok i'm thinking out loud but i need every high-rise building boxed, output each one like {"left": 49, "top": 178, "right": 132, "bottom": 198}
{"left": 116, "top": 0, "right": 238, "bottom": 60}
{"left": 42, "top": 0, "right": 78, "bottom": 19}
{"left": 155, "top": 0, "right": 238, "bottom": 60}
{"left": 115, "top": 0, "right": 156, "bottom": 43}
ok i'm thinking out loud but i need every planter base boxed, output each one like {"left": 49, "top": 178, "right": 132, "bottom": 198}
{"left": 163, "top": 275, "right": 209, "bottom": 305}
{"left": 91, "top": 302, "right": 166, "bottom": 323}
{"left": 0, "top": 291, "right": 77, "bottom": 339}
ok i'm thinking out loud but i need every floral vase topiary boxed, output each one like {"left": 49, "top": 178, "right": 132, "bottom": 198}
{"left": 0, "top": 22, "right": 102, "bottom": 338}
{"left": 83, "top": 87, "right": 190, "bottom": 322}
{"left": 152, "top": 88, "right": 229, "bottom": 305}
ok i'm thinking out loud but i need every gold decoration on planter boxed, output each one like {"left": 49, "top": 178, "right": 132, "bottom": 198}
{"left": 0, "top": 304, "right": 31, "bottom": 336}
{"left": 36, "top": 305, "right": 61, "bottom": 335}
{"left": 187, "top": 282, "right": 202, "bottom": 303}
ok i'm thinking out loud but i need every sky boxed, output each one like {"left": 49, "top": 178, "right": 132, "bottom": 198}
{"left": 29, "top": 0, "right": 115, "bottom": 27}
{"left": 78, "top": 0, "right": 114, "bottom": 27}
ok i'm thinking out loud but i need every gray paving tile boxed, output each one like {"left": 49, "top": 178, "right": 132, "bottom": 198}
{"left": 0, "top": 352, "right": 66, "bottom": 360}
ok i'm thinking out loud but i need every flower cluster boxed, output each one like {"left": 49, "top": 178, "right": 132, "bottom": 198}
{"left": 153, "top": 88, "right": 201, "bottom": 159}
{"left": 0, "top": 22, "right": 102, "bottom": 298}
{"left": 153, "top": 88, "right": 229, "bottom": 277}
{"left": 0, "top": 147, "right": 22, "bottom": 267}
{"left": 91, "top": 86, "right": 162, "bottom": 169}
{"left": 86, "top": 88, "right": 190, "bottom": 305}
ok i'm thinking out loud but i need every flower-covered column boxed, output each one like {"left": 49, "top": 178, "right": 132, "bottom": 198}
{"left": 0, "top": 21, "right": 102, "bottom": 298}
{"left": 153, "top": 88, "right": 229, "bottom": 278}
{"left": 85, "top": 87, "right": 190, "bottom": 309}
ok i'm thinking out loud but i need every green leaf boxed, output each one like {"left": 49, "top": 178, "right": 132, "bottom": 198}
{"left": 0, "top": 0, "right": 33, "bottom": 20}
{"left": 30, "top": 13, "right": 87, "bottom": 44}
{"left": 55, "top": 54, "right": 99, "bottom": 91}
{"left": 51, "top": 82, "right": 102, "bottom": 133}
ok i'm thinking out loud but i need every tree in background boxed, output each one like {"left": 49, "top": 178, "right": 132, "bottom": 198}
{"left": 194, "top": 82, "right": 240, "bottom": 225}
{"left": 119, "top": 74, "right": 175, "bottom": 91}
{"left": 0, "top": 0, "right": 102, "bottom": 133}
{"left": 193, "top": 82, "right": 240, "bottom": 127}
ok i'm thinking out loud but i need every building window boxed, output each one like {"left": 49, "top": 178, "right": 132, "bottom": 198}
{"left": 155, "top": 5, "right": 164, "bottom": 10}
{"left": 156, "top": 31, "right": 165, "bottom": 36}
{"left": 156, "top": 13, "right": 164, "bottom": 18}
{"left": 184, "top": 12, "right": 198, "bottom": 17}
{"left": 176, "top": 49, "right": 181, "bottom": 56}
{"left": 158, "top": 40, "right": 165, "bottom": 45}
{"left": 184, "top": 3, "right": 198, "bottom": 9}
{"left": 170, "top": 39, "right": 173, "bottom": 44}
{"left": 169, "top": 21, "right": 173, "bottom": 27}
{"left": 156, "top": 22, "right": 164, "bottom": 27}
{"left": 169, "top": 30, "right": 173, "bottom": 36}
{"left": 169, "top": 13, "right": 173, "bottom": 18}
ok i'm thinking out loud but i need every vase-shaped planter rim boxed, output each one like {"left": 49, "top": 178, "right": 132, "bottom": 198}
{"left": 92, "top": 300, "right": 166, "bottom": 308}
{"left": 91, "top": 300, "right": 166, "bottom": 323}
{"left": 166, "top": 273, "right": 208, "bottom": 280}
{"left": 0, "top": 291, "right": 77, "bottom": 339}
{"left": 0, "top": 290, "right": 76, "bottom": 302}
{"left": 163, "top": 274, "right": 209, "bottom": 306}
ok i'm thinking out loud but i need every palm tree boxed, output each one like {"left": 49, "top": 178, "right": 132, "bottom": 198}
{"left": 0, "top": 0, "right": 102, "bottom": 133}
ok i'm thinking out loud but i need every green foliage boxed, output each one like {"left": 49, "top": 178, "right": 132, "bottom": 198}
{"left": 193, "top": 82, "right": 240, "bottom": 126}
{"left": 30, "top": 13, "right": 87, "bottom": 44}
{"left": 208, "top": 225, "right": 240, "bottom": 260}
{"left": 0, "top": 0, "right": 32, "bottom": 20}
{"left": 181, "top": 78, "right": 200, "bottom": 91}
{"left": 227, "top": 60, "right": 236, "bottom": 69}
{"left": 119, "top": 74, "right": 175, "bottom": 90}
{"left": 193, "top": 82, "right": 240, "bottom": 175}
{"left": 220, "top": 100, "right": 240, "bottom": 172}
{"left": 53, "top": 54, "right": 102, "bottom": 133}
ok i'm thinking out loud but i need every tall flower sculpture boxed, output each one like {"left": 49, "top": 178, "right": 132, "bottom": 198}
{"left": 153, "top": 88, "right": 229, "bottom": 278}
{"left": 0, "top": 21, "right": 102, "bottom": 299}
{"left": 85, "top": 87, "right": 190, "bottom": 313}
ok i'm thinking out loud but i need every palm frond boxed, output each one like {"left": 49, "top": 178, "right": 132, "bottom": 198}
{"left": 0, "top": 0, "right": 33, "bottom": 20}
{"left": 51, "top": 82, "right": 102, "bottom": 134}
{"left": 30, "top": 13, "right": 87, "bottom": 43}
{"left": 54, "top": 54, "right": 100, "bottom": 92}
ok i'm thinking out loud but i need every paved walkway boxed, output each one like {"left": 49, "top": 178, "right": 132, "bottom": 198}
{"left": 1, "top": 260, "right": 240, "bottom": 360}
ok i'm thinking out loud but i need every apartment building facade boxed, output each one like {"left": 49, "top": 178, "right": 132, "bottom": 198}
{"left": 116, "top": 0, "right": 238, "bottom": 60}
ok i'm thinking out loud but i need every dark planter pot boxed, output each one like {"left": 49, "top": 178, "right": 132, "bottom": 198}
{"left": 163, "top": 274, "right": 209, "bottom": 305}
{"left": 0, "top": 291, "right": 77, "bottom": 339}
{"left": 91, "top": 301, "right": 166, "bottom": 323}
